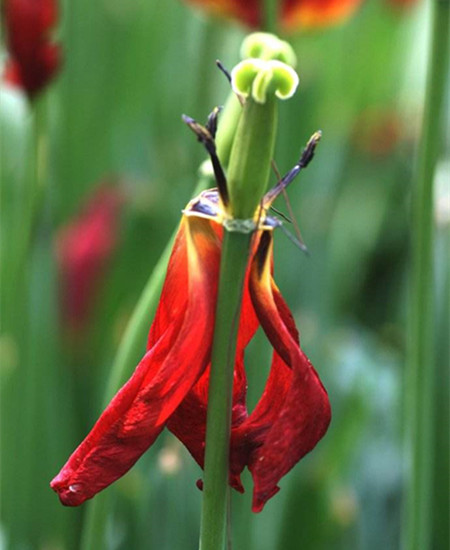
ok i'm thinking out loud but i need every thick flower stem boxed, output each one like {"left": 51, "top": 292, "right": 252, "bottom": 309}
{"left": 199, "top": 229, "right": 253, "bottom": 550}
{"left": 404, "top": 1, "right": 449, "bottom": 549}
{"left": 199, "top": 50, "right": 297, "bottom": 548}
{"left": 227, "top": 97, "right": 277, "bottom": 219}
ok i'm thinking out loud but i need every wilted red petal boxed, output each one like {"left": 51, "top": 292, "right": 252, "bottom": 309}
{"left": 235, "top": 231, "right": 331, "bottom": 512}
{"left": 56, "top": 185, "right": 124, "bottom": 333}
{"left": 167, "top": 224, "right": 330, "bottom": 508}
{"left": 51, "top": 190, "right": 331, "bottom": 511}
{"left": 230, "top": 350, "right": 290, "bottom": 486}
{"left": 3, "top": 0, "right": 61, "bottom": 97}
{"left": 51, "top": 217, "right": 220, "bottom": 505}
{"left": 168, "top": 353, "right": 253, "bottom": 491}
{"left": 183, "top": 0, "right": 363, "bottom": 30}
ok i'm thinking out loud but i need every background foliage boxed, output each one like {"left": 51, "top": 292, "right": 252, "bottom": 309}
{"left": 1, "top": 0, "right": 448, "bottom": 549}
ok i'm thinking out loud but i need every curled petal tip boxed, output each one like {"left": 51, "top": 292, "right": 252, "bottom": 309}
{"left": 50, "top": 474, "right": 86, "bottom": 507}
{"left": 240, "top": 32, "right": 297, "bottom": 67}
{"left": 231, "top": 59, "right": 299, "bottom": 104}
{"left": 251, "top": 485, "right": 280, "bottom": 513}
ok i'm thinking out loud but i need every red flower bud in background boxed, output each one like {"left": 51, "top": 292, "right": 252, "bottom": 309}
{"left": 353, "top": 108, "right": 403, "bottom": 157}
{"left": 183, "top": 0, "right": 363, "bottom": 31}
{"left": 3, "top": 0, "right": 61, "bottom": 98}
{"left": 56, "top": 184, "right": 125, "bottom": 334}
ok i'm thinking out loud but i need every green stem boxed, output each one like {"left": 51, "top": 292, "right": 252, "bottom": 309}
{"left": 404, "top": 1, "right": 449, "bottom": 549}
{"left": 199, "top": 53, "right": 288, "bottom": 549}
{"left": 79, "top": 491, "right": 111, "bottom": 550}
{"left": 227, "top": 97, "right": 277, "bottom": 219}
{"left": 215, "top": 94, "right": 242, "bottom": 169}
{"left": 199, "top": 229, "right": 252, "bottom": 550}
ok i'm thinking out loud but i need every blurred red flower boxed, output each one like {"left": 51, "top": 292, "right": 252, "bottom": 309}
{"left": 354, "top": 108, "right": 403, "bottom": 157}
{"left": 3, "top": 0, "right": 61, "bottom": 98}
{"left": 387, "top": 0, "right": 419, "bottom": 8}
{"left": 56, "top": 184, "right": 124, "bottom": 333}
{"left": 183, "top": 0, "right": 363, "bottom": 30}
{"left": 51, "top": 189, "right": 330, "bottom": 513}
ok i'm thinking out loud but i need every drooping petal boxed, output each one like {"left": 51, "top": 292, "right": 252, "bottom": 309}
{"left": 51, "top": 216, "right": 221, "bottom": 506}
{"left": 236, "top": 231, "right": 331, "bottom": 512}
{"left": 230, "top": 351, "right": 291, "bottom": 492}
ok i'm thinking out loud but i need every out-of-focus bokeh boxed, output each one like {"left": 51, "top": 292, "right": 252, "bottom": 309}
{"left": 1, "top": 0, "right": 448, "bottom": 549}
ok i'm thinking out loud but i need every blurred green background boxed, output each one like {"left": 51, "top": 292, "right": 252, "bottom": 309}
{"left": 1, "top": 0, "right": 448, "bottom": 549}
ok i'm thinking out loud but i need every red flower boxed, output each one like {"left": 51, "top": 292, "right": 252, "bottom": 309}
{"left": 386, "top": 0, "right": 419, "bottom": 9}
{"left": 183, "top": 0, "right": 363, "bottom": 30}
{"left": 51, "top": 189, "right": 331, "bottom": 513}
{"left": 3, "top": 0, "right": 61, "bottom": 98}
{"left": 353, "top": 108, "right": 403, "bottom": 157}
{"left": 56, "top": 184, "right": 124, "bottom": 333}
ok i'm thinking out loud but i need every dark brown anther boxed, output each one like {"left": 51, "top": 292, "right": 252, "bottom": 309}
{"left": 206, "top": 106, "right": 222, "bottom": 140}
{"left": 182, "top": 112, "right": 229, "bottom": 206}
{"left": 264, "top": 131, "right": 322, "bottom": 205}
{"left": 216, "top": 60, "right": 232, "bottom": 84}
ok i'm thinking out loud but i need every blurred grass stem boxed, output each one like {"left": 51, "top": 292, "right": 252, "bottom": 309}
{"left": 4, "top": 97, "right": 47, "bottom": 317}
{"left": 404, "top": 1, "right": 449, "bottom": 549}
{"left": 27, "top": 97, "right": 48, "bottom": 262}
